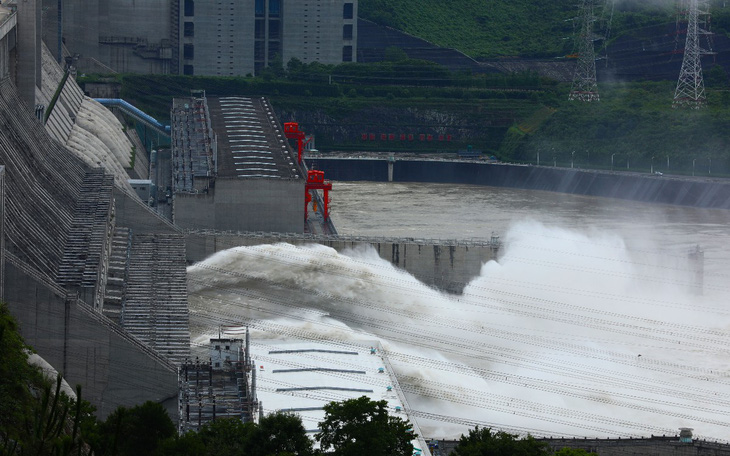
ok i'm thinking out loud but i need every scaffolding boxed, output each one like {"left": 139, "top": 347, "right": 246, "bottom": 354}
{"left": 171, "top": 93, "right": 217, "bottom": 193}
{"left": 179, "top": 331, "right": 259, "bottom": 433}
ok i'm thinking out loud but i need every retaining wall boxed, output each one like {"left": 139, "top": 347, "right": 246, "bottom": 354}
{"left": 3, "top": 258, "right": 179, "bottom": 420}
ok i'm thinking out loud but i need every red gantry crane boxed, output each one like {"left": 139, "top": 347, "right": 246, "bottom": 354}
{"left": 284, "top": 122, "right": 332, "bottom": 222}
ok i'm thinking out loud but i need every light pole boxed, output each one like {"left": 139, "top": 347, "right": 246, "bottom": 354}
{"left": 651, "top": 156, "right": 654, "bottom": 174}
{"left": 611, "top": 153, "right": 616, "bottom": 171}
{"left": 537, "top": 149, "right": 540, "bottom": 166}
{"left": 692, "top": 158, "right": 696, "bottom": 176}
{"left": 666, "top": 155, "right": 670, "bottom": 170}
{"left": 571, "top": 150, "right": 575, "bottom": 169}
{"left": 553, "top": 155, "right": 556, "bottom": 167}
{"left": 709, "top": 158, "right": 712, "bottom": 175}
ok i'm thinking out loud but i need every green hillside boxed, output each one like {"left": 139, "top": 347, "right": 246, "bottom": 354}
{"left": 359, "top": 0, "right": 679, "bottom": 59}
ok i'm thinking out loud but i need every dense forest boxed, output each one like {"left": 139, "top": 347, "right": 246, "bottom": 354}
{"left": 358, "top": 0, "right": 730, "bottom": 60}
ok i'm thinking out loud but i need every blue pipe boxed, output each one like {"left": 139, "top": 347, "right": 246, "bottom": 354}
{"left": 94, "top": 98, "right": 171, "bottom": 135}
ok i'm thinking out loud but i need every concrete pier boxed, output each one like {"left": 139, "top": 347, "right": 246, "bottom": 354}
{"left": 186, "top": 231, "right": 500, "bottom": 294}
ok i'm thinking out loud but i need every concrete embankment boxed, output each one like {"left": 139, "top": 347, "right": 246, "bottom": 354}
{"left": 305, "top": 157, "right": 730, "bottom": 209}
{"left": 186, "top": 232, "right": 499, "bottom": 294}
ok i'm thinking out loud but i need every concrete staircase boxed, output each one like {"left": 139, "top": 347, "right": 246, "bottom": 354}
{"left": 121, "top": 233, "right": 190, "bottom": 364}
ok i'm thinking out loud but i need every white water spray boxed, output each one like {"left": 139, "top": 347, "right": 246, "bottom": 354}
{"left": 188, "top": 220, "right": 730, "bottom": 441}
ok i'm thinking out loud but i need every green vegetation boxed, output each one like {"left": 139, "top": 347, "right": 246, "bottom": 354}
{"left": 316, "top": 396, "right": 415, "bottom": 456}
{"left": 96, "top": 61, "right": 730, "bottom": 176}
{"left": 358, "top": 0, "right": 679, "bottom": 59}
{"left": 451, "top": 426, "right": 548, "bottom": 456}
{"left": 44, "top": 71, "right": 71, "bottom": 124}
{"left": 518, "top": 79, "right": 730, "bottom": 175}
{"left": 1, "top": 303, "right": 90, "bottom": 456}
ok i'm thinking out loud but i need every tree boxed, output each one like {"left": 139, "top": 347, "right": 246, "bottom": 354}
{"left": 153, "top": 431, "right": 206, "bottom": 456}
{"left": 451, "top": 426, "right": 549, "bottom": 456}
{"left": 249, "top": 412, "right": 313, "bottom": 456}
{"left": 196, "top": 418, "right": 255, "bottom": 456}
{"left": 316, "top": 396, "right": 414, "bottom": 456}
{"left": 93, "top": 401, "right": 176, "bottom": 456}
{"left": 1, "top": 303, "right": 92, "bottom": 456}
{"left": 0, "top": 303, "right": 44, "bottom": 443}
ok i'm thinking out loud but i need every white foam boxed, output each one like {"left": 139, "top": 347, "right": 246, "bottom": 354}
{"left": 188, "top": 222, "right": 730, "bottom": 441}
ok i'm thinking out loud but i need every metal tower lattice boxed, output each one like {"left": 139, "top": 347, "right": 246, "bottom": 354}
{"left": 673, "top": 0, "right": 711, "bottom": 109}
{"left": 569, "top": 0, "right": 600, "bottom": 101}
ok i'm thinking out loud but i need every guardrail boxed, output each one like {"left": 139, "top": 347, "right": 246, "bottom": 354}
{"left": 184, "top": 229, "right": 500, "bottom": 249}
{"left": 377, "top": 342, "right": 432, "bottom": 456}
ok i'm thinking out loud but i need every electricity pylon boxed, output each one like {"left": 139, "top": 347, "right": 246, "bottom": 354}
{"left": 673, "top": 0, "right": 712, "bottom": 109}
{"left": 569, "top": 0, "right": 600, "bottom": 101}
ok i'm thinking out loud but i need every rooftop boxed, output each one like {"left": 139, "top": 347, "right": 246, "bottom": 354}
{"left": 171, "top": 96, "right": 216, "bottom": 193}
{"left": 216, "top": 329, "right": 430, "bottom": 455}
{"left": 207, "top": 97, "right": 302, "bottom": 180}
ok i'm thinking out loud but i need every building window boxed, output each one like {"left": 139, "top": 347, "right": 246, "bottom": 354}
{"left": 269, "top": 0, "right": 281, "bottom": 17}
{"left": 255, "top": 0, "right": 264, "bottom": 16}
{"left": 342, "top": 45, "right": 353, "bottom": 62}
{"left": 183, "top": 65, "right": 194, "bottom": 75}
{"left": 184, "top": 44, "right": 194, "bottom": 60}
{"left": 184, "top": 22, "right": 194, "bottom": 37}
{"left": 343, "top": 3, "right": 353, "bottom": 19}
{"left": 343, "top": 24, "right": 353, "bottom": 40}
{"left": 269, "top": 20, "right": 280, "bottom": 39}
{"left": 184, "top": 0, "right": 194, "bottom": 16}
{"left": 268, "top": 41, "right": 281, "bottom": 60}
{"left": 254, "top": 41, "right": 265, "bottom": 61}
{"left": 255, "top": 20, "right": 265, "bottom": 39}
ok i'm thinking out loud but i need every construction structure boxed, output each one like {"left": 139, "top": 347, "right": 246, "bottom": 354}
{"left": 673, "top": 0, "right": 713, "bottom": 108}
{"left": 427, "top": 431, "right": 730, "bottom": 456}
{"left": 208, "top": 326, "right": 431, "bottom": 456}
{"left": 179, "top": 333, "right": 260, "bottom": 432}
{"left": 171, "top": 93, "right": 306, "bottom": 232}
{"left": 283, "top": 122, "right": 334, "bottom": 225}
{"left": 58, "top": 0, "right": 357, "bottom": 76}
{"left": 0, "top": 0, "right": 191, "bottom": 420}
{"left": 569, "top": 0, "right": 600, "bottom": 101}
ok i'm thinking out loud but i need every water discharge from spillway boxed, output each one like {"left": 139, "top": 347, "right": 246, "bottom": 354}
{"left": 188, "top": 220, "right": 730, "bottom": 441}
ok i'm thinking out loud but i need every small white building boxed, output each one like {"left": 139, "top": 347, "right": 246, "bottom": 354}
{"left": 128, "top": 179, "right": 153, "bottom": 205}
{"left": 210, "top": 337, "right": 244, "bottom": 368}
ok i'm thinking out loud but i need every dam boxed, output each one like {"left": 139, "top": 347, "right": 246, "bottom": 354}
{"left": 186, "top": 231, "right": 501, "bottom": 294}
{"left": 305, "top": 156, "right": 730, "bottom": 209}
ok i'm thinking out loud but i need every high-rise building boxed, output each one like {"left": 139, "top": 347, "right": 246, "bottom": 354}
{"left": 60, "top": 0, "right": 357, "bottom": 76}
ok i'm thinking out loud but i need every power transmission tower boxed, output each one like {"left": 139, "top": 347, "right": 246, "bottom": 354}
{"left": 673, "top": 0, "right": 712, "bottom": 108}
{"left": 569, "top": 0, "right": 600, "bottom": 101}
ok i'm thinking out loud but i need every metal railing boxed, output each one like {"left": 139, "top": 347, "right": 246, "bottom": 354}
{"left": 184, "top": 229, "right": 500, "bottom": 248}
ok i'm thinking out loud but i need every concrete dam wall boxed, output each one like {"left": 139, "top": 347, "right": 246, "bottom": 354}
{"left": 186, "top": 232, "right": 500, "bottom": 294}
{"left": 305, "top": 158, "right": 730, "bottom": 209}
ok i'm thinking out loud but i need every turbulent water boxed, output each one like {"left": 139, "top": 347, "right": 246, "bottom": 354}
{"left": 188, "top": 182, "right": 730, "bottom": 441}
